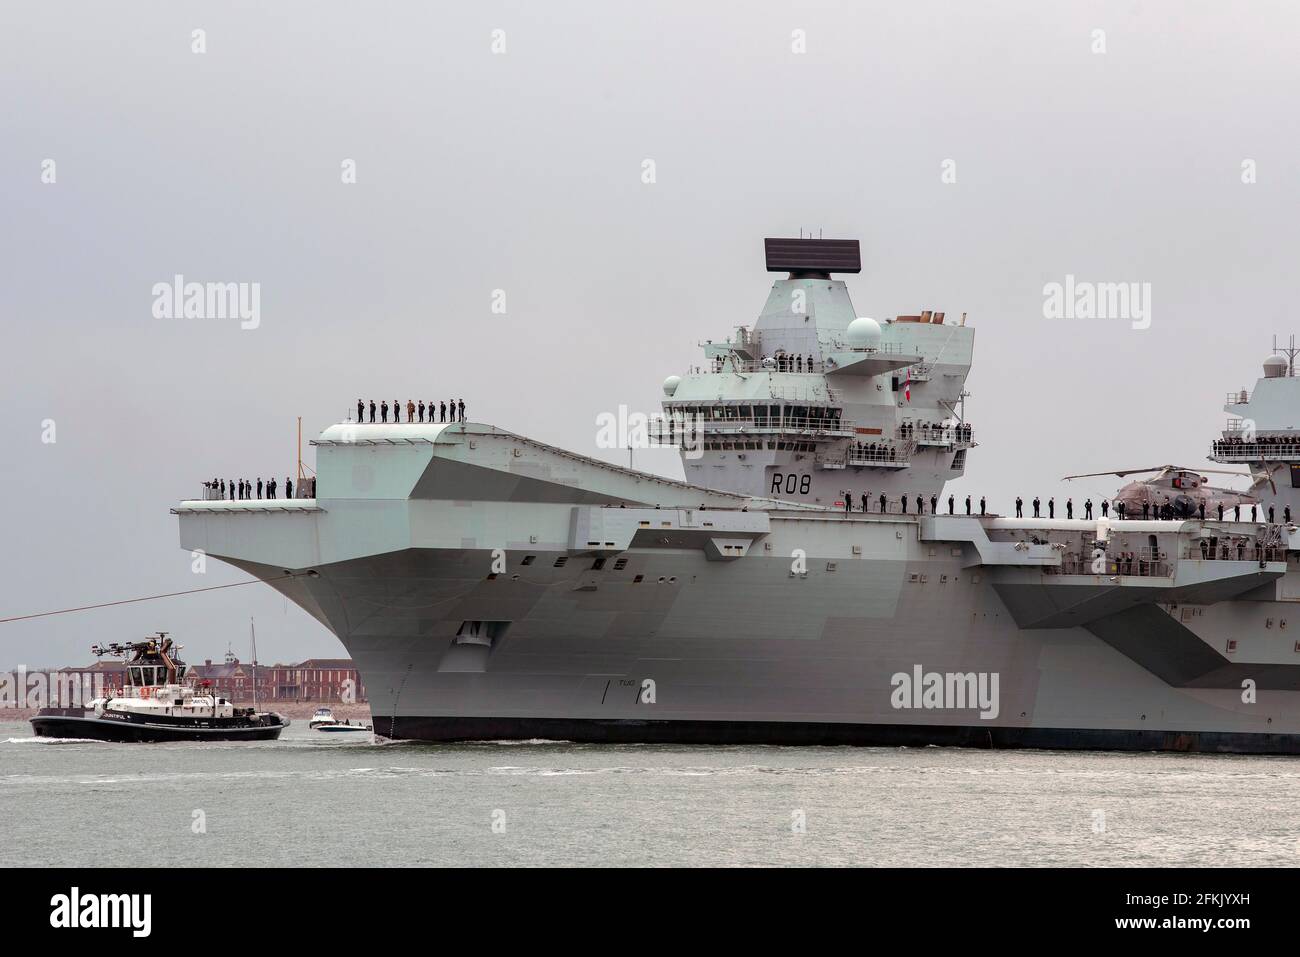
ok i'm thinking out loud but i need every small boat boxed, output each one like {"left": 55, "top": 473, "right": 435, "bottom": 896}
{"left": 31, "top": 633, "right": 289, "bottom": 742}
{"left": 309, "top": 707, "right": 372, "bottom": 733}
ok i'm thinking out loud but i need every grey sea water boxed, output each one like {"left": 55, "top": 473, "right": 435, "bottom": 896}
{"left": 2, "top": 719, "right": 1298, "bottom": 867}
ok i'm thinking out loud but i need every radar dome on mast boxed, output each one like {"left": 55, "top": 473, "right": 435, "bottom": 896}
{"left": 845, "top": 316, "right": 882, "bottom": 350}
{"left": 662, "top": 375, "right": 682, "bottom": 396}
{"left": 1263, "top": 354, "right": 1288, "bottom": 378}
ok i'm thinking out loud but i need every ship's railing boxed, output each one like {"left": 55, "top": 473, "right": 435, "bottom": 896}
{"left": 1190, "top": 542, "right": 1287, "bottom": 562}
{"left": 1047, "top": 556, "right": 1170, "bottom": 577}
{"left": 1226, "top": 390, "right": 1251, "bottom": 405}
{"left": 897, "top": 424, "right": 974, "bottom": 448}
{"left": 649, "top": 415, "right": 852, "bottom": 440}
{"left": 820, "top": 440, "right": 914, "bottom": 469}
{"left": 1211, "top": 440, "right": 1300, "bottom": 461}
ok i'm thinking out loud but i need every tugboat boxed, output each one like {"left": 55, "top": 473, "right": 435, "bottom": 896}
{"left": 30, "top": 633, "right": 289, "bottom": 742}
{"left": 308, "top": 706, "right": 372, "bottom": 733}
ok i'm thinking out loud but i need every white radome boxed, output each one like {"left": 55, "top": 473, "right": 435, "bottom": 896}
{"left": 662, "top": 375, "right": 682, "bottom": 396}
{"left": 846, "top": 316, "right": 882, "bottom": 350}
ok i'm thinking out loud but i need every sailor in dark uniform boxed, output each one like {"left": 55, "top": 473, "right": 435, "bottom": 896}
{"left": 880, "top": 492, "right": 887, "bottom": 513}
{"left": 418, "top": 400, "right": 426, "bottom": 423}
{"left": 980, "top": 496, "right": 986, "bottom": 515}
{"left": 380, "top": 400, "right": 388, "bottom": 423}
{"left": 1015, "top": 496, "right": 1023, "bottom": 518}
{"left": 1066, "top": 498, "right": 1073, "bottom": 520}
{"left": 861, "top": 493, "right": 869, "bottom": 513}
{"left": 965, "top": 495, "right": 971, "bottom": 515}
{"left": 357, "top": 399, "right": 363, "bottom": 423}
{"left": 948, "top": 495, "right": 954, "bottom": 515}
{"left": 369, "top": 400, "right": 376, "bottom": 423}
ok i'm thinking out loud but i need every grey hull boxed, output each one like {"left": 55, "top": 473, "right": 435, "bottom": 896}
{"left": 177, "top": 423, "right": 1300, "bottom": 754}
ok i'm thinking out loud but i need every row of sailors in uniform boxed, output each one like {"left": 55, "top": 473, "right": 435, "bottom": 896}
{"left": 841, "top": 492, "right": 1293, "bottom": 525}
{"left": 1212, "top": 435, "right": 1300, "bottom": 455}
{"left": 203, "top": 476, "right": 317, "bottom": 500}
{"left": 898, "top": 421, "right": 973, "bottom": 443}
{"left": 357, "top": 398, "right": 466, "bottom": 424}
{"left": 843, "top": 492, "right": 987, "bottom": 515}
{"left": 713, "top": 353, "right": 818, "bottom": 373}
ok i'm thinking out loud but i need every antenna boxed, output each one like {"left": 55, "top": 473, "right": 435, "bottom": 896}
{"left": 249, "top": 617, "right": 258, "bottom": 712}
{"left": 1273, "top": 334, "right": 1299, "bottom": 377}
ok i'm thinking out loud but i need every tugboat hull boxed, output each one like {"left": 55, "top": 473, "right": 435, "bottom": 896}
{"left": 31, "top": 708, "right": 289, "bottom": 742}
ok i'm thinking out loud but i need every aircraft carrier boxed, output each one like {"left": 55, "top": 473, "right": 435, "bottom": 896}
{"left": 175, "top": 238, "right": 1300, "bottom": 752}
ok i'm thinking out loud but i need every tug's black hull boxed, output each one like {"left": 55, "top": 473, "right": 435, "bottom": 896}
{"left": 31, "top": 708, "right": 289, "bottom": 742}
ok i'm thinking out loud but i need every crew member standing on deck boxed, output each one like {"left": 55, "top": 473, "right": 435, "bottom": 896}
{"left": 948, "top": 494, "right": 954, "bottom": 515}
{"left": 407, "top": 399, "right": 416, "bottom": 423}
{"left": 1085, "top": 498, "right": 1093, "bottom": 519}
{"left": 257, "top": 478, "right": 263, "bottom": 499}
{"left": 380, "top": 400, "right": 388, "bottom": 423}
{"left": 1101, "top": 499, "right": 1109, "bottom": 518}
{"left": 1016, "top": 496, "right": 1023, "bottom": 518}
{"left": 1048, "top": 497, "right": 1055, "bottom": 519}
{"left": 861, "top": 492, "right": 869, "bottom": 514}
{"left": 418, "top": 400, "right": 426, "bottom": 423}
{"left": 965, "top": 495, "right": 971, "bottom": 515}
{"left": 980, "top": 496, "right": 986, "bottom": 516}
{"left": 844, "top": 493, "right": 851, "bottom": 514}
{"left": 458, "top": 399, "right": 466, "bottom": 422}
{"left": 286, "top": 477, "right": 293, "bottom": 499}
{"left": 357, "top": 399, "right": 363, "bottom": 423}
{"left": 440, "top": 400, "right": 447, "bottom": 423}
{"left": 369, "top": 400, "right": 376, "bottom": 423}
{"left": 1066, "top": 498, "right": 1073, "bottom": 519}
{"left": 1032, "top": 496, "right": 1040, "bottom": 518}
{"left": 880, "top": 492, "right": 887, "bottom": 513}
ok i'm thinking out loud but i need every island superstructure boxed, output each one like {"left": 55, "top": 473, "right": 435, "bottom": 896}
{"left": 1211, "top": 338, "right": 1300, "bottom": 519}
{"left": 660, "top": 238, "right": 974, "bottom": 504}
{"left": 176, "top": 238, "right": 1300, "bottom": 752}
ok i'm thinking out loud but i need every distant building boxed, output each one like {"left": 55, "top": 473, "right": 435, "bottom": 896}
{"left": 31, "top": 652, "right": 366, "bottom": 705}
{"left": 268, "top": 659, "right": 366, "bottom": 702}
{"left": 189, "top": 652, "right": 262, "bottom": 700}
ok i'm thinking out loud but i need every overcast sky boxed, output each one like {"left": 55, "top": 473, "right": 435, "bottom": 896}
{"left": 2, "top": 1, "right": 1297, "bottom": 667}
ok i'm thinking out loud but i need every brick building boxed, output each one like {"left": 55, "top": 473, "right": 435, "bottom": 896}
{"left": 268, "top": 659, "right": 366, "bottom": 702}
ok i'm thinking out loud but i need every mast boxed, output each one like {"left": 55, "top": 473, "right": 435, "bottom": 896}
{"left": 249, "top": 617, "right": 258, "bottom": 711}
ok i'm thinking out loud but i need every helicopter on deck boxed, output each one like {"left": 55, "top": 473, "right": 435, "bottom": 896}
{"left": 1062, "top": 464, "right": 1258, "bottom": 519}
